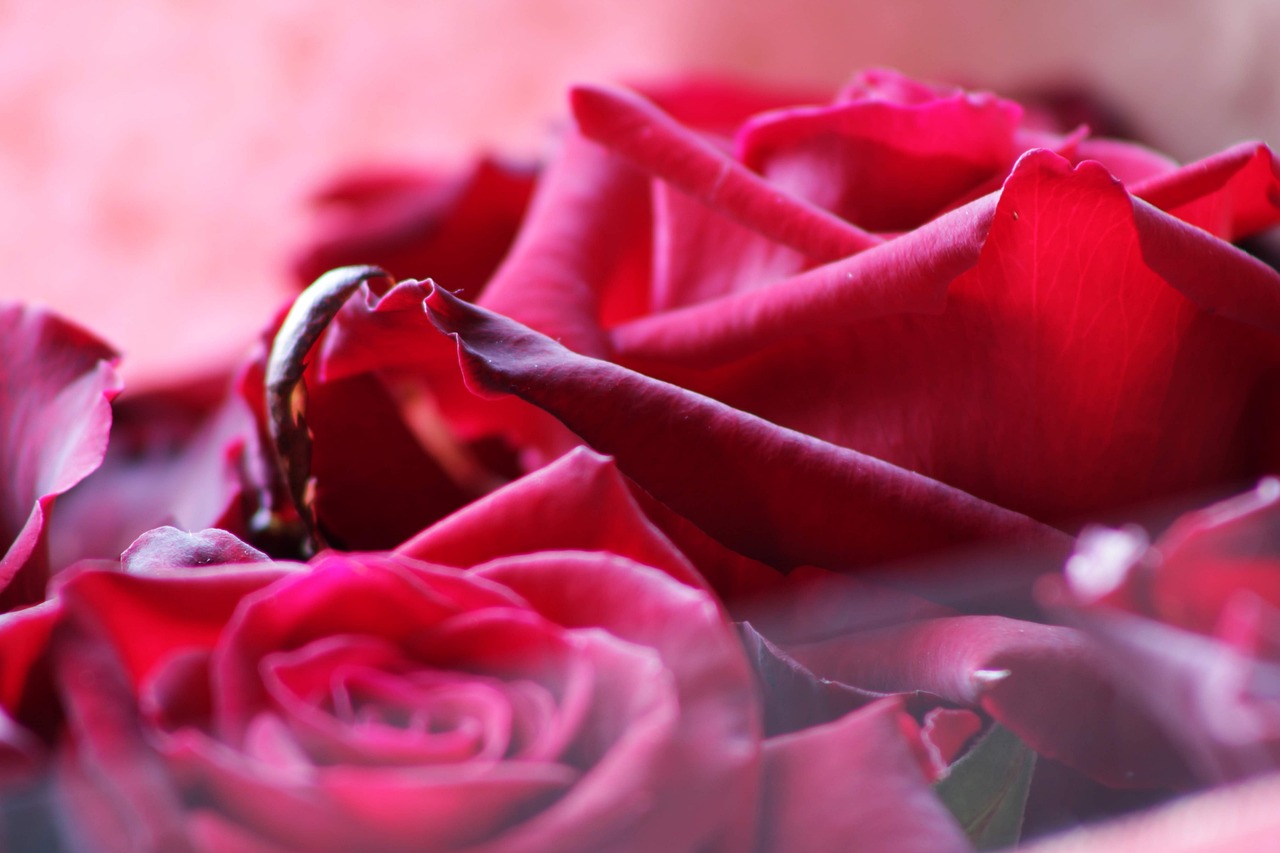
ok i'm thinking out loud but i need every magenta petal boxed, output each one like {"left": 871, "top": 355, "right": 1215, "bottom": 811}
{"left": 475, "top": 552, "right": 761, "bottom": 852}
{"left": 571, "top": 84, "right": 882, "bottom": 262}
{"left": 759, "top": 698, "right": 971, "bottom": 853}
{"left": 0, "top": 303, "right": 121, "bottom": 605}
{"left": 425, "top": 285, "right": 1070, "bottom": 571}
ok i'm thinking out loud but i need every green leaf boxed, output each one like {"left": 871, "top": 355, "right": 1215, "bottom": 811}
{"left": 933, "top": 723, "right": 1036, "bottom": 850}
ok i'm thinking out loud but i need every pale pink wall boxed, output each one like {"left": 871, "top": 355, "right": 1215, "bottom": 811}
{"left": 1, "top": 0, "right": 1276, "bottom": 383}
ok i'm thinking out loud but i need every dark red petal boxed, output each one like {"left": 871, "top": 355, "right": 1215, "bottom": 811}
{"left": 425, "top": 285, "right": 1070, "bottom": 572}
{"left": 759, "top": 698, "right": 971, "bottom": 853}
{"left": 319, "top": 280, "right": 581, "bottom": 475}
{"left": 306, "top": 372, "right": 481, "bottom": 550}
{"left": 0, "top": 304, "right": 121, "bottom": 607}
{"left": 571, "top": 84, "right": 882, "bottom": 262}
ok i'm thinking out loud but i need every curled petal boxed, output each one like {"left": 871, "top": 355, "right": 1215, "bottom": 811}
{"left": 0, "top": 304, "right": 120, "bottom": 606}
{"left": 425, "top": 285, "right": 1070, "bottom": 572}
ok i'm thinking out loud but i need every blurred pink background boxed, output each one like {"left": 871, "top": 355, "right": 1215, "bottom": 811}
{"left": 2, "top": 0, "right": 1277, "bottom": 384}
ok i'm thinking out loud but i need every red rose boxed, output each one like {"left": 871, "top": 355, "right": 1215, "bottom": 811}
{"left": 302, "top": 69, "right": 1280, "bottom": 563}
{"left": 246, "top": 71, "right": 1280, "bottom": 797}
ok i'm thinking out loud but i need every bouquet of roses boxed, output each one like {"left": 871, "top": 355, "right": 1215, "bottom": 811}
{"left": 1, "top": 68, "right": 1278, "bottom": 851}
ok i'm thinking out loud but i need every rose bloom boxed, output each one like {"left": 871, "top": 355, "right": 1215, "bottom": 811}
{"left": 297, "top": 69, "right": 1280, "bottom": 562}
{"left": 262, "top": 68, "right": 1279, "bottom": 809}
{"left": 40, "top": 454, "right": 972, "bottom": 852}
{"left": 2, "top": 68, "right": 1278, "bottom": 848}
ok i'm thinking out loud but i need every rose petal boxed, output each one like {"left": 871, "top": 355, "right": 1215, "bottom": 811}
{"left": 425, "top": 285, "right": 1070, "bottom": 571}
{"left": 611, "top": 189, "right": 994, "bottom": 367}
{"left": 759, "top": 697, "right": 971, "bottom": 853}
{"left": 787, "top": 615, "right": 1195, "bottom": 788}
{"left": 609, "top": 150, "right": 1280, "bottom": 523}
{"left": 53, "top": 619, "right": 193, "bottom": 851}
{"left": 1131, "top": 142, "right": 1280, "bottom": 241}
{"left": 478, "top": 130, "right": 651, "bottom": 355}
{"left": 59, "top": 565, "right": 294, "bottom": 688}
{"left": 921, "top": 707, "right": 985, "bottom": 775}
{"left": 397, "top": 447, "right": 705, "bottom": 590}
{"left": 291, "top": 157, "right": 535, "bottom": 291}
{"left": 475, "top": 552, "right": 760, "bottom": 852}
{"left": 571, "top": 84, "right": 882, "bottom": 262}
{"left": 735, "top": 76, "right": 1020, "bottom": 231}
{"left": 0, "top": 303, "right": 121, "bottom": 606}
{"left": 121, "top": 527, "right": 270, "bottom": 573}
{"left": 213, "top": 556, "right": 524, "bottom": 743}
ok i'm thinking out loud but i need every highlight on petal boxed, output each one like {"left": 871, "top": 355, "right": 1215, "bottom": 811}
{"left": 121, "top": 527, "right": 271, "bottom": 574}
{"left": 0, "top": 303, "right": 121, "bottom": 607}
{"left": 425, "top": 285, "right": 1071, "bottom": 573}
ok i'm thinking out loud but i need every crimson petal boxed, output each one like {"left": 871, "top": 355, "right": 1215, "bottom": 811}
{"left": 424, "top": 285, "right": 1069, "bottom": 572}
